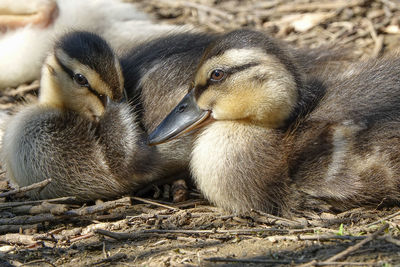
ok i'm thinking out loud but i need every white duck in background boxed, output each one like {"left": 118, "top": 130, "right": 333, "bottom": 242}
{"left": 0, "top": 0, "right": 184, "bottom": 89}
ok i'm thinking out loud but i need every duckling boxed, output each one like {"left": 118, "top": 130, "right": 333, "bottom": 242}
{"left": 0, "top": 0, "right": 185, "bottom": 89}
{"left": 1, "top": 31, "right": 160, "bottom": 200}
{"left": 149, "top": 29, "right": 400, "bottom": 216}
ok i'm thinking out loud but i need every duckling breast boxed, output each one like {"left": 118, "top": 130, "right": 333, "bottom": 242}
{"left": 191, "top": 120, "right": 290, "bottom": 214}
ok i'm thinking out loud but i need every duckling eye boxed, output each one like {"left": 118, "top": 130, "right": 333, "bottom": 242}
{"left": 73, "top": 73, "right": 89, "bottom": 87}
{"left": 210, "top": 69, "right": 225, "bottom": 82}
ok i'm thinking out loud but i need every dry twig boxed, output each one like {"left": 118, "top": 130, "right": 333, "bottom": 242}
{"left": 131, "top": 196, "right": 179, "bottom": 210}
{"left": 65, "top": 197, "right": 131, "bottom": 216}
{"left": 0, "top": 233, "right": 38, "bottom": 246}
{"left": 12, "top": 202, "right": 69, "bottom": 215}
{"left": 204, "top": 257, "right": 301, "bottom": 264}
{"left": 251, "top": 209, "right": 305, "bottom": 228}
{"left": 383, "top": 235, "right": 400, "bottom": 246}
{"left": 0, "top": 196, "right": 76, "bottom": 210}
{"left": 0, "top": 179, "right": 51, "bottom": 198}
{"left": 299, "top": 223, "right": 389, "bottom": 267}
{"left": 366, "top": 210, "right": 400, "bottom": 227}
{"left": 205, "top": 257, "right": 378, "bottom": 266}
{"left": 95, "top": 227, "right": 287, "bottom": 240}
{"left": 267, "top": 234, "right": 364, "bottom": 242}
{"left": 0, "top": 223, "right": 42, "bottom": 235}
{"left": 20, "top": 259, "right": 56, "bottom": 267}
{"left": 0, "top": 213, "right": 57, "bottom": 225}
{"left": 92, "top": 253, "right": 127, "bottom": 265}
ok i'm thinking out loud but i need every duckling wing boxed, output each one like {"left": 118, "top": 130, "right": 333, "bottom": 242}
{"left": 311, "top": 58, "right": 400, "bottom": 124}
{"left": 289, "top": 58, "right": 400, "bottom": 211}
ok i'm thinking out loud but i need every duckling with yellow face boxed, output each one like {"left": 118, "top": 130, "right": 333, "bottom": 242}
{"left": 2, "top": 31, "right": 159, "bottom": 200}
{"left": 149, "top": 29, "right": 400, "bottom": 215}
{"left": 39, "top": 31, "right": 125, "bottom": 120}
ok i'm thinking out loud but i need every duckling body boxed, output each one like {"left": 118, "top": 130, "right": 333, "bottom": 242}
{"left": 149, "top": 29, "right": 400, "bottom": 215}
{"left": 2, "top": 31, "right": 159, "bottom": 200}
{"left": 3, "top": 103, "right": 157, "bottom": 200}
{"left": 192, "top": 121, "right": 289, "bottom": 214}
{"left": 288, "top": 58, "right": 400, "bottom": 212}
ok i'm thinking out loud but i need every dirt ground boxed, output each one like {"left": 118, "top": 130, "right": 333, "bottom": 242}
{"left": 1, "top": 0, "right": 400, "bottom": 266}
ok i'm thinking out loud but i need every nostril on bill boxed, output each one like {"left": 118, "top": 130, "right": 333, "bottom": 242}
{"left": 177, "top": 103, "right": 187, "bottom": 113}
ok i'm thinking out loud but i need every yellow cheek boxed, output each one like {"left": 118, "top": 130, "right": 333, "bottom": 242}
{"left": 197, "top": 82, "right": 261, "bottom": 121}
{"left": 213, "top": 94, "right": 249, "bottom": 120}
{"left": 197, "top": 89, "right": 218, "bottom": 110}
{"left": 64, "top": 90, "right": 105, "bottom": 118}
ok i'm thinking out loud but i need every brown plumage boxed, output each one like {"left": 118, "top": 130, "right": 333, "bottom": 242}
{"left": 149, "top": 29, "right": 400, "bottom": 216}
{"left": 1, "top": 31, "right": 159, "bottom": 200}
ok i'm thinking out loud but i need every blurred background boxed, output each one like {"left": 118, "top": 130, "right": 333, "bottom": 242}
{"left": 133, "top": 0, "right": 400, "bottom": 57}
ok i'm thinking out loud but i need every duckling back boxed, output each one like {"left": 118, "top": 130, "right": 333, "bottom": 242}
{"left": 288, "top": 57, "right": 400, "bottom": 212}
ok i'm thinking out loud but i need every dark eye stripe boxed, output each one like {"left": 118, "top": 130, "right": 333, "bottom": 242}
{"left": 226, "top": 62, "right": 260, "bottom": 75}
{"left": 56, "top": 56, "right": 108, "bottom": 107}
{"left": 194, "top": 82, "right": 210, "bottom": 99}
{"left": 194, "top": 62, "right": 260, "bottom": 99}
{"left": 87, "top": 86, "right": 108, "bottom": 107}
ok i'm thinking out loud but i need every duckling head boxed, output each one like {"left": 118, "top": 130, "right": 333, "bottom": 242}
{"left": 39, "top": 31, "right": 125, "bottom": 121}
{"left": 148, "top": 29, "right": 303, "bottom": 145}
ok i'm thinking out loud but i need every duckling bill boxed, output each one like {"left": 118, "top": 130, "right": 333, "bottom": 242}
{"left": 148, "top": 90, "right": 211, "bottom": 145}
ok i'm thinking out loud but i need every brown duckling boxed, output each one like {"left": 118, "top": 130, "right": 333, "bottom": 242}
{"left": 1, "top": 30, "right": 217, "bottom": 201}
{"left": 149, "top": 29, "right": 400, "bottom": 216}
{"left": 1, "top": 31, "right": 159, "bottom": 200}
